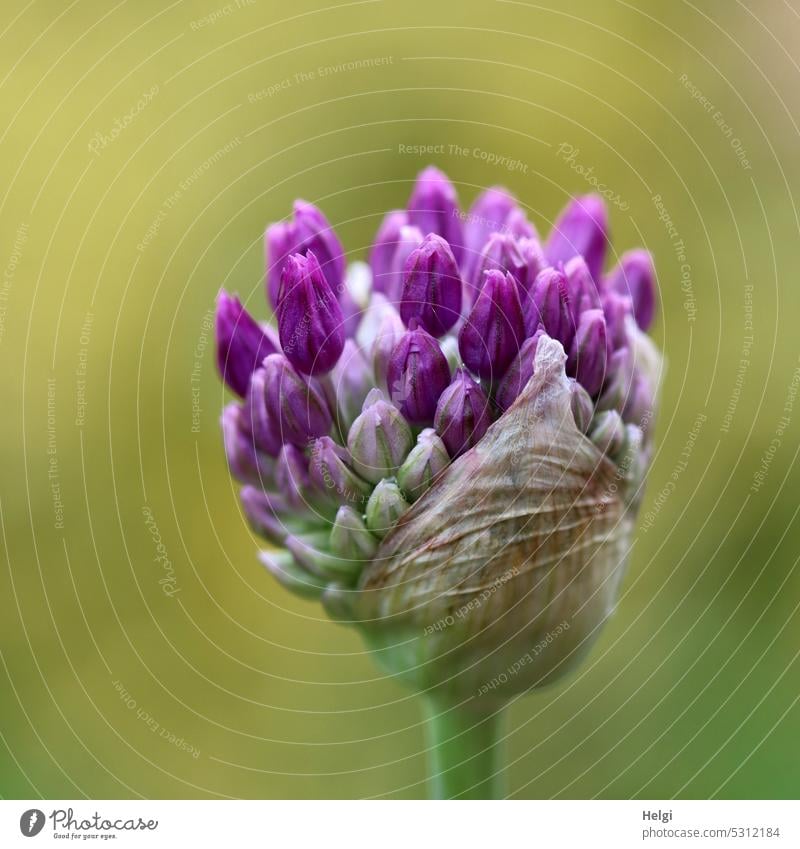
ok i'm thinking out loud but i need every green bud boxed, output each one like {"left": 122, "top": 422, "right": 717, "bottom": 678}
{"left": 396, "top": 427, "right": 450, "bottom": 501}
{"left": 365, "top": 478, "right": 410, "bottom": 538}
{"left": 589, "top": 409, "right": 626, "bottom": 458}
{"left": 285, "top": 533, "right": 362, "bottom": 585}
{"left": 258, "top": 549, "right": 326, "bottom": 600}
{"left": 439, "top": 333, "right": 461, "bottom": 375}
{"left": 347, "top": 389, "right": 413, "bottom": 484}
{"left": 330, "top": 506, "right": 378, "bottom": 561}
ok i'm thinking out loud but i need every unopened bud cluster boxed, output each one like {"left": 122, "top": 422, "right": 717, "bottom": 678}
{"left": 216, "top": 167, "right": 659, "bottom": 603}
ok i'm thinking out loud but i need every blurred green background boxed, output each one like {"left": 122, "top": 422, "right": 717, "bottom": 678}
{"left": 1, "top": 0, "right": 798, "bottom": 799}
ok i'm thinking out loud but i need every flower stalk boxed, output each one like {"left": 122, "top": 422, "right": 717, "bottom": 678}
{"left": 423, "top": 695, "right": 507, "bottom": 800}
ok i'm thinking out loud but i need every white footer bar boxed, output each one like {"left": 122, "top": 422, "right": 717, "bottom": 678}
{"left": 1, "top": 800, "right": 796, "bottom": 847}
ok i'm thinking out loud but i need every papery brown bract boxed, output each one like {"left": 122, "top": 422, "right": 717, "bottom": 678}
{"left": 339, "top": 337, "right": 642, "bottom": 702}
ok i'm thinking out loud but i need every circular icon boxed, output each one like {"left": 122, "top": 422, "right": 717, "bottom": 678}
{"left": 19, "top": 809, "right": 45, "bottom": 837}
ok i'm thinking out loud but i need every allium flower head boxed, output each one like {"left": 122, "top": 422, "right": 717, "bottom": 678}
{"left": 216, "top": 168, "right": 663, "bottom": 704}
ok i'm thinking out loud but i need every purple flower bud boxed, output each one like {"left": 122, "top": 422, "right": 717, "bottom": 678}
{"left": 468, "top": 233, "right": 527, "bottom": 301}
{"left": 596, "top": 345, "right": 635, "bottom": 415}
{"left": 370, "top": 224, "right": 425, "bottom": 306}
{"left": 434, "top": 367, "right": 492, "bottom": 458}
{"left": 369, "top": 210, "right": 408, "bottom": 292}
{"left": 495, "top": 330, "right": 543, "bottom": 412}
{"left": 369, "top": 304, "right": 406, "bottom": 394}
{"left": 262, "top": 353, "right": 332, "bottom": 446}
{"left": 622, "top": 372, "right": 655, "bottom": 430}
{"left": 465, "top": 186, "right": 516, "bottom": 238}
{"left": 243, "top": 367, "right": 282, "bottom": 457}
{"left": 606, "top": 249, "right": 656, "bottom": 331}
{"left": 407, "top": 166, "right": 465, "bottom": 264}
{"left": 589, "top": 409, "right": 626, "bottom": 457}
{"left": 462, "top": 186, "right": 518, "bottom": 277}
{"left": 308, "top": 436, "right": 372, "bottom": 505}
{"left": 347, "top": 389, "right": 413, "bottom": 483}
{"left": 387, "top": 321, "right": 451, "bottom": 424}
{"left": 526, "top": 267, "right": 572, "bottom": 346}
{"left": 569, "top": 378, "right": 594, "bottom": 433}
{"left": 241, "top": 486, "right": 292, "bottom": 546}
{"left": 221, "top": 404, "right": 277, "bottom": 483}
{"left": 293, "top": 200, "right": 344, "bottom": 284}
{"left": 264, "top": 221, "right": 295, "bottom": 312}
{"left": 518, "top": 236, "right": 547, "bottom": 292}
{"left": 504, "top": 207, "right": 538, "bottom": 241}
{"left": 564, "top": 255, "right": 602, "bottom": 319}
{"left": 275, "top": 443, "right": 314, "bottom": 509}
{"left": 459, "top": 269, "right": 525, "bottom": 380}
{"left": 215, "top": 291, "right": 277, "bottom": 397}
{"left": 567, "top": 308, "right": 608, "bottom": 397}
{"left": 400, "top": 233, "right": 463, "bottom": 336}
{"left": 382, "top": 224, "right": 425, "bottom": 305}
{"left": 328, "top": 339, "right": 376, "bottom": 432}
{"left": 241, "top": 487, "right": 323, "bottom": 547}
{"left": 365, "top": 479, "right": 410, "bottom": 538}
{"left": 601, "top": 291, "right": 633, "bottom": 352}
{"left": 330, "top": 506, "right": 378, "bottom": 561}
{"left": 278, "top": 251, "right": 345, "bottom": 375}
{"left": 546, "top": 194, "right": 609, "bottom": 282}
{"left": 396, "top": 428, "right": 450, "bottom": 501}
{"left": 265, "top": 200, "right": 345, "bottom": 309}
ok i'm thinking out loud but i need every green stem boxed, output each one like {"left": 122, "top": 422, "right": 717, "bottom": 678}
{"left": 422, "top": 694, "right": 507, "bottom": 799}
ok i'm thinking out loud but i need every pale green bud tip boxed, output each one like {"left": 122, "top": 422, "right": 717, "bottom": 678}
{"left": 396, "top": 427, "right": 449, "bottom": 501}
{"left": 347, "top": 395, "right": 414, "bottom": 484}
{"left": 258, "top": 549, "right": 326, "bottom": 599}
{"left": 589, "top": 409, "right": 626, "bottom": 458}
{"left": 285, "top": 533, "right": 364, "bottom": 585}
{"left": 365, "top": 479, "right": 410, "bottom": 538}
{"left": 439, "top": 334, "right": 461, "bottom": 374}
{"left": 330, "top": 505, "right": 378, "bottom": 562}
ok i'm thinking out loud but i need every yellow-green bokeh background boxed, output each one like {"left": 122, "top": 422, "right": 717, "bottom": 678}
{"left": 1, "top": 0, "right": 799, "bottom": 799}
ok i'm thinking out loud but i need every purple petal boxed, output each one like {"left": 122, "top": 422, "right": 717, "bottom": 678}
{"left": 400, "top": 233, "right": 463, "bottom": 336}
{"left": 434, "top": 367, "right": 492, "bottom": 457}
{"left": 262, "top": 353, "right": 332, "bottom": 446}
{"left": 606, "top": 249, "right": 656, "bottom": 331}
{"left": 526, "top": 267, "right": 573, "bottom": 348}
{"left": 386, "top": 320, "right": 451, "bottom": 424}
{"left": 495, "top": 330, "right": 543, "bottom": 411}
{"left": 546, "top": 194, "right": 609, "bottom": 282}
{"left": 567, "top": 308, "right": 608, "bottom": 397}
{"left": 277, "top": 251, "right": 345, "bottom": 375}
{"left": 264, "top": 200, "right": 345, "bottom": 311}
{"left": 369, "top": 210, "right": 408, "bottom": 291}
{"left": 459, "top": 269, "right": 525, "bottom": 380}
{"left": 215, "top": 291, "right": 277, "bottom": 397}
{"left": 407, "top": 166, "right": 465, "bottom": 264}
